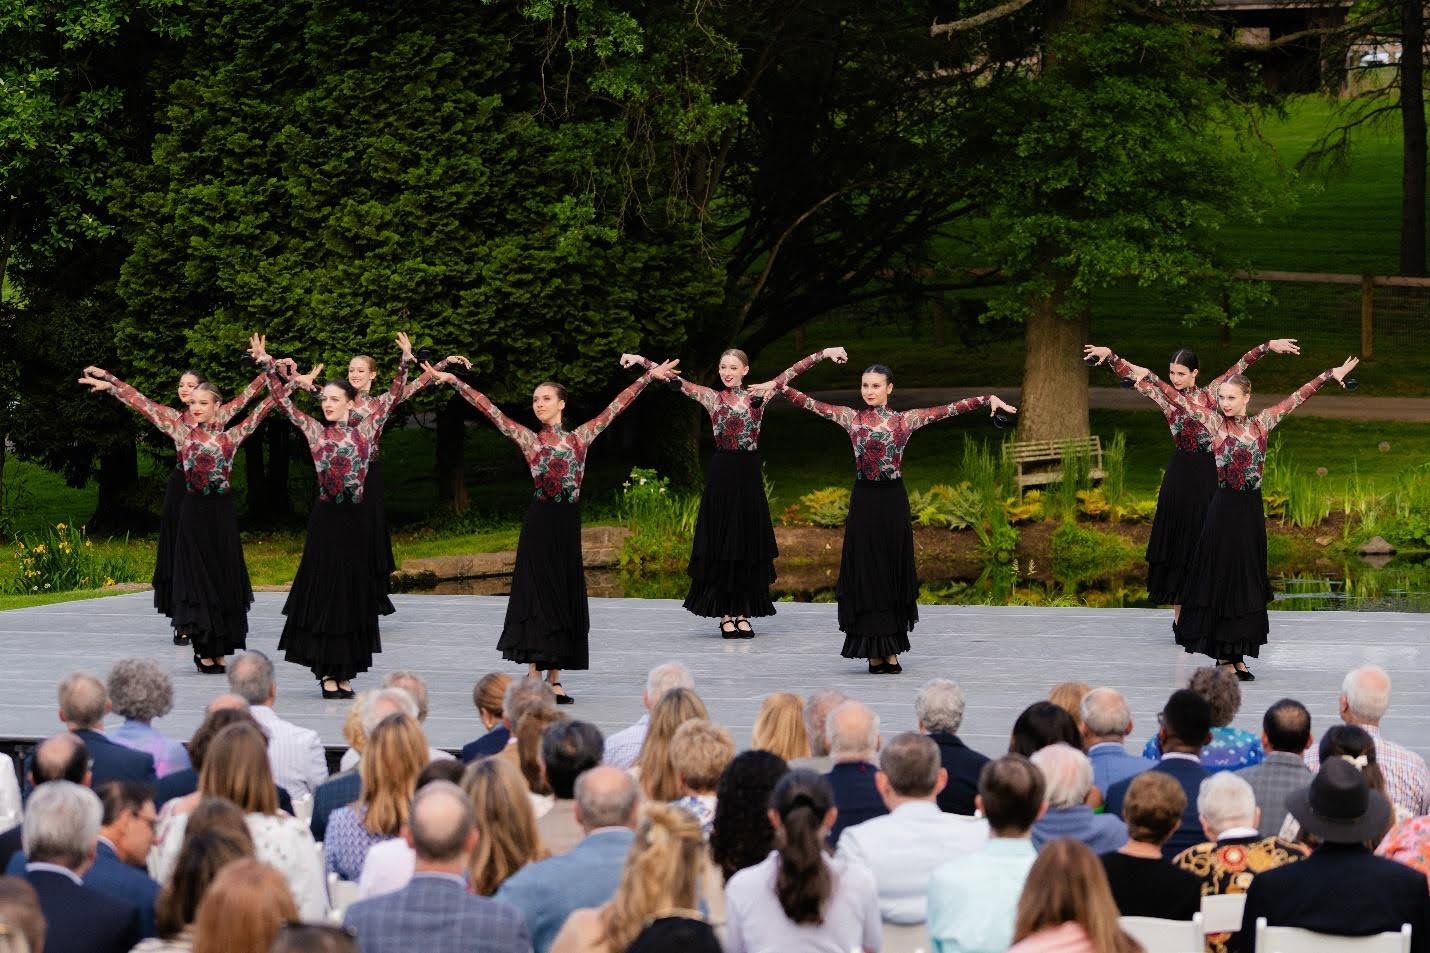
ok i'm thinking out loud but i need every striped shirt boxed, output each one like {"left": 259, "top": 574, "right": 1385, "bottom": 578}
{"left": 1306, "top": 724, "right": 1430, "bottom": 816}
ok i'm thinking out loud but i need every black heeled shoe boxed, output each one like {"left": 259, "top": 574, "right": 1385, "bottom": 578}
{"left": 173, "top": 630, "right": 190, "bottom": 646}
{"left": 551, "top": 682, "right": 575, "bottom": 705}
{"left": 194, "top": 656, "right": 225, "bottom": 675}
{"left": 1233, "top": 665, "right": 1255, "bottom": 682}
{"left": 868, "top": 662, "right": 888, "bottom": 675}
{"left": 884, "top": 659, "right": 903, "bottom": 674}
{"left": 719, "top": 619, "right": 739, "bottom": 639}
{"left": 321, "top": 679, "right": 345, "bottom": 700}
{"left": 735, "top": 618, "right": 755, "bottom": 639}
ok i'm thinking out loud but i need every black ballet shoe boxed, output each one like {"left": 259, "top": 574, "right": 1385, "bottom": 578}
{"left": 720, "top": 619, "right": 740, "bottom": 639}
{"left": 884, "top": 660, "right": 903, "bottom": 674}
{"left": 172, "top": 631, "right": 190, "bottom": 646}
{"left": 1234, "top": 665, "right": 1255, "bottom": 682}
{"left": 868, "top": 662, "right": 888, "bottom": 675}
{"left": 552, "top": 682, "right": 575, "bottom": 705}
{"left": 194, "top": 656, "right": 226, "bottom": 675}
{"left": 735, "top": 618, "right": 755, "bottom": 638}
{"left": 321, "top": 679, "right": 345, "bottom": 700}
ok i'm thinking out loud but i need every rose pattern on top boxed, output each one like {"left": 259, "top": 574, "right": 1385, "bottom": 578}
{"left": 1106, "top": 343, "right": 1270, "bottom": 454}
{"left": 640, "top": 351, "right": 825, "bottom": 452}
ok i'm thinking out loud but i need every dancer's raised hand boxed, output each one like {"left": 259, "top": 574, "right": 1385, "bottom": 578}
{"left": 395, "top": 332, "right": 414, "bottom": 363}
{"left": 1331, "top": 355, "right": 1359, "bottom": 384}
{"left": 421, "top": 361, "right": 457, "bottom": 386}
{"left": 1269, "top": 338, "right": 1301, "bottom": 355}
{"left": 1082, "top": 345, "right": 1112, "bottom": 365}
{"left": 291, "top": 363, "right": 325, "bottom": 390}
{"left": 990, "top": 395, "right": 1018, "bottom": 415}
{"left": 748, "top": 380, "right": 778, "bottom": 398}
{"left": 248, "top": 334, "right": 269, "bottom": 363}
{"left": 78, "top": 374, "right": 113, "bottom": 393}
{"left": 619, "top": 353, "right": 643, "bottom": 369}
{"left": 649, "top": 359, "right": 680, "bottom": 381}
{"left": 83, "top": 365, "right": 110, "bottom": 380}
{"left": 824, "top": 346, "right": 849, "bottom": 364}
{"left": 443, "top": 355, "right": 472, "bottom": 370}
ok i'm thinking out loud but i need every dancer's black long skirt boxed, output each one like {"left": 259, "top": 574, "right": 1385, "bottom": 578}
{"left": 683, "top": 450, "right": 778, "bottom": 619}
{"left": 837, "top": 478, "right": 918, "bottom": 659}
{"left": 366, "top": 458, "right": 397, "bottom": 605}
{"left": 1173, "top": 487, "right": 1270, "bottom": 660}
{"left": 152, "top": 466, "right": 185, "bottom": 619}
{"left": 279, "top": 500, "right": 392, "bottom": 680}
{"left": 170, "top": 493, "right": 253, "bottom": 660}
{"left": 1145, "top": 449, "right": 1218, "bottom": 604}
{"left": 497, "top": 500, "right": 589, "bottom": 671}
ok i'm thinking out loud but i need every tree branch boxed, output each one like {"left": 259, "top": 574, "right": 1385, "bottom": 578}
{"left": 931, "top": 0, "right": 1039, "bottom": 36}
{"left": 734, "top": 188, "right": 849, "bottom": 327}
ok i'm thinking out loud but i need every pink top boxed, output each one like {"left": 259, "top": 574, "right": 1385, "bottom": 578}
{"left": 1007, "top": 922, "right": 1097, "bottom": 953}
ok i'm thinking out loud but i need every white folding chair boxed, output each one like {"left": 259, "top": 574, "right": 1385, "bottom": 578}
{"left": 1255, "top": 917, "right": 1412, "bottom": 953}
{"left": 1201, "top": 893, "right": 1248, "bottom": 934}
{"left": 327, "top": 871, "right": 360, "bottom": 924}
{"left": 1119, "top": 913, "right": 1205, "bottom": 953}
{"left": 879, "top": 922, "right": 929, "bottom": 953}
{"left": 291, "top": 794, "right": 314, "bottom": 824}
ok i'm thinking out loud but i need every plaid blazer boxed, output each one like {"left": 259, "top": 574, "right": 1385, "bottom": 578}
{"left": 344, "top": 874, "right": 530, "bottom": 953}
{"left": 1239, "top": 751, "right": 1313, "bottom": 838}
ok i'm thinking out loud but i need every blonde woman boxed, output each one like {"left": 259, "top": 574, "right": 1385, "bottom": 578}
{"left": 633, "top": 688, "right": 709, "bottom": 802}
{"left": 550, "top": 804, "right": 714, "bottom": 953}
{"left": 462, "top": 758, "right": 549, "bottom": 895}
{"left": 751, "top": 693, "right": 811, "bottom": 762}
{"left": 324, "top": 712, "right": 428, "bottom": 881}
{"left": 1008, "top": 839, "right": 1142, "bottom": 953}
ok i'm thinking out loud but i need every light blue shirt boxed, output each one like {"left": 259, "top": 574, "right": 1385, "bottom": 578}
{"left": 110, "top": 720, "right": 191, "bottom": 778}
{"left": 927, "top": 837, "right": 1037, "bottom": 953}
{"left": 1087, "top": 742, "right": 1153, "bottom": 794}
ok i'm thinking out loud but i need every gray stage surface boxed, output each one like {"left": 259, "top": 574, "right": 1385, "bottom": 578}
{"left": 1, "top": 593, "right": 1427, "bottom": 760}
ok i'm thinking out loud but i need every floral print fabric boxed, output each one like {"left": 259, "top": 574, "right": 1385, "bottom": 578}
{"left": 643, "top": 351, "right": 824, "bottom": 451}
{"left": 1172, "top": 835, "right": 1308, "bottom": 953}
{"left": 1108, "top": 344, "right": 1269, "bottom": 453}
{"left": 1141, "top": 725, "right": 1265, "bottom": 772}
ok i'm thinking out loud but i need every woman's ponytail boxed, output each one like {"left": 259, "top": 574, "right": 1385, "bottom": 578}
{"left": 772, "top": 770, "right": 834, "bottom": 925}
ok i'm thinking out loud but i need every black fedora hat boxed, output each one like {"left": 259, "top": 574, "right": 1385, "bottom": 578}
{"left": 1286, "top": 756, "right": 1392, "bottom": 844}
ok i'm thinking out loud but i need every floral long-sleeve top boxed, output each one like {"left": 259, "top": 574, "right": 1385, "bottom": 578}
{"left": 1139, "top": 368, "right": 1336, "bottom": 491}
{"left": 291, "top": 359, "right": 457, "bottom": 455}
{"left": 1105, "top": 343, "right": 1271, "bottom": 453}
{"left": 779, "top": 385, "right": 991, "bottom": 481}
{"left": 103, "top": 376, "right": 276, "bottom": 496}
{"left": 451, "top": 373, "right": 655, "bottom": 503}
{"left": 262, "top": 356, "right": 410, "bottom": 503}
{"left": 637, "top": 351, "right": 825, "bottom": 451}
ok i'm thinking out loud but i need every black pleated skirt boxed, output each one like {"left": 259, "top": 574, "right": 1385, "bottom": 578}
{"left": 1173, "top": 487, "right": 1271, "bottom": 660}
{"left": 279, "top": 500, "right": 392, "bottom": 680}
{"left": 1145, "top": 449, "right": 1218, "bottom": 604}
{"left": 837, "top": 478, "right": 918, "bottom": 659}
{"left": 683, "top": 450, "right": 778, "bottom": 619}
{"left": 497, "top": 499, "right": 590, "bottom": 671}
{"left": 366, "top": 458, "right": 397, "bottom": 604}
{"left": 170, "top": 493, "right": 253, "bottom": 659}
{"left": 152, "top": 466, "right": 185, "bottom": 619}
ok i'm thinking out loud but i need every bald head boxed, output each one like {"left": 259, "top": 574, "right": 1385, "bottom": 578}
{"left": 32, "top": 734, "right": 88, "bottom": 786}
{"left": 206, "top": 694, "right": 250, "bottom": 715}
{"left": 574, "top": 766, "right": 641, "bottom": 832}
{"left": 408, "top": 781, "right": 476, "bottom": 866}
{"left": 828, "top": 701, "right": 880, "bottom": 762}
{"left": 57, "top": 673, "right": 107, "bottom": 730}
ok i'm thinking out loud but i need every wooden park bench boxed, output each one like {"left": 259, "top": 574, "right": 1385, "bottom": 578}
{"left": 1010, "top": 435, "right": 1106, "bottom": 493}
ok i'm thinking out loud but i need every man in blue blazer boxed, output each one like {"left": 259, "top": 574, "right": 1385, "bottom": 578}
{"left": 496, "top": 765, "right": 640, "bottom": 953}
{"left": 1106, "top": 689, "right": 1213, "bottom": 859}
{"left": 1080, "top": 688, "right": 1155, "bottom": 794}
{"left": 50, "top": 673, "right": 156, "bottom": 790}
{"left": 1, "top": 733, "right": 91, "bottom": 873}
{"left": 916, "top": 679, "right": 991, "bottom": 816}
{"left": 823, "top": 701, "right": 888, "bottom": 845}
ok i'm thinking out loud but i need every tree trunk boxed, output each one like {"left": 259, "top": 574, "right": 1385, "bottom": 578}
{"left": 0, "top": 435, "right": 7, "bottom": 540}
{"left": 1017, "top": 293, "right": 1090, "bottom": 442}
{"left": 1400, "top": 0, "right": 1426, "bottom": 276}
{"left": 89, "top": 443, "right": 150, "bottom": 534}
{"left": 265, "top": 424, "right": 292, "bottom": 519}
{"left": 243, "top": 428, "right": 269, "bottom": 523}
{"left": 435, "top": 393, "right": 469, "bottom": 512}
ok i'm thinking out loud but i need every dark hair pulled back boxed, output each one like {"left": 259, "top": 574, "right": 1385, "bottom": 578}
{"left": 771, "top": 769, "right": 833, "bottom": 925}
{"left": 323, "top": 379, "right": 359, "bottom": 401}
{"left": 1169, "top": 349, "right": 1199, "bottom": 372}
{"left": 179, "top": 369, "right": 210, "bottom": 385}
{"left": 862, "top": 364, "right": 894, "bottom": 385}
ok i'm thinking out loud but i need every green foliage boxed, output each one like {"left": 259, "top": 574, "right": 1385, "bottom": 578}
{"left": 616, "top": 467, "right": 699, "bottom": 572}
{"left": 1046, "top": 444, "right": 1092, "bottom": 521}
{"left": 789, "top": 487, "right": 852, "bottom": 528}
{"left": 1102, "top": 432, "right": 1128, "bottom": 511}
{"left": 7, "top": 522, "right": 138, "bottom": 594}
{"left": 1378, "top": 465, "right": 1430, "bottom": 550}
{"left": 1048, "top": 522, "right": 1141, "bottom": 586}
{"left": 908, "top": 483, "right": 981, "bottom": 530}
{"left": 1263, "top": 439, "right": 1332, "bottom": 528}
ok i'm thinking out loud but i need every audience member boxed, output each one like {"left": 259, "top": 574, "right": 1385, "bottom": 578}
{"left": 515, "top": 705, "right": 566, "bottom": 806}
{"left": 1298, "top": 724, "right": 1401, "bottom": 847}
{"left": 1007, "top": 839, "right": 1140, "bottom": 953}
{"left": 1234, "top": 758, "right": 1430, "bottom": 953}
{"left": 603, "top": 663, "right": 695, "bottom": 770}
{"left": 227, "top": 651, "right": 327, "bottom": 798}
{"left": 0, "top": 759, "right": 17, "bottom": 835}
{"left": 336, "top": 686, "right": 421, "bottom": 772}
{"left": 460, "top": 672, "right": 513, "bottom": 762}
{"left": 155, "top": 706, "right": 293, "bottom": 817}
{"left": 1008, "top": 701, "right": 1081, "bottom": 758}
{"left": 190, "top": 859, "right": 296, "bottom": 953}
{"left": 710, "top": 751, "right": 788, "bottom": 882}
{"left": 498, "top": 677, "right": 559, "bottom": 771}
{"left": 1098, "top": 771, "right": 1201, "bottom": 920}
{"left": 1237, "top": 698, "right": 1313, "bottom": 838}
{"left": 916, "top": 679, "right": 989, "bottom": 817}
{"left": 632, "top": 688, "right": 708, "bottom": 802}
{"left": 627, "top": 916, "right": 722, "bottom": 953}
{"left": 78, "top": 781, "right": 161, "bottom": 935}
{"left": 1143, "top": 666, "right": 1263, "bottom": 771}
{"left": 355, "top": 759, "right": 467, "bottom": 902}
{"left": 1049, "top": 682, "right": 1091, "bottom": 722}
{"left": 537, "top": 720, "right": 605, "bottom": 855}
{"left": 269, "top": 924, "right": 360, "bottom": 953}
{"left": 1079, "top": 688, "right": 1153, "bottom": 794}
{"left": 823, "top": 701, "right": 887, "bottom": 845}
{"left": 1377, "top": 814, "right": 1430, "bottom": 894}
{"left": 135, "top": 821, "right": 253, "bottom": 953}
{"left": 495, "top": 766, "right": 642, "bottom": 953}
{"left": 54, "top": 672, "right": 156, "bottom": 788}
{"left": 0, "top": 877, "right": 45, "bottom": 953}
{"left": 928, "top": 755, "right": 1046, "bottom": 953}
{"left": 343, "top": 673, "right": 453, "bottom": 768}
{"left": 106, "top": 658, "right": 190, "bottom": 778}
{"left": 311, "top": 690, "right": 416, "bottom": 843}
{"left": 0, "top": 735, "right": 89, "bottom": 872}
{"left": 750, "top": 693, "right": 811, "bottom": 762}
{"left": 345, "top": 781, "right": 530, "bottom": 953}
{"left": 725, "top": 770, "right": 880, "bottom": 953}
{"left": 550, "top": 803, "right": 707, "bottom": 953}
{"left": 1107, "top": 689, "right": 1212, "bottom": 859}
{"left": 669, "top": 719, "right": 735, "bottom": 838}
{"left": 1306, "top": 665, "right": 1430, "bottom": 817}
{"left": 836, "top": 732, "right": 988, "bottom": 926}
{"left": 1029, "top": 744, "right": 1127, "bottom": 854}
{"left": 325, "top": 712, "right": 428, "bottom": 882}
{"left": 462, "top": 758, "right": 548, "bottom": 897}
{"left": 790, "top": 689, "right": 847, "bottom": 774}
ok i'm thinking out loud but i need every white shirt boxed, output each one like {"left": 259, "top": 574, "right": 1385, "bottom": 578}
{"left": 25, "top": 862, "right": 82, "bottom": 885}
{"left": 602, "top": 715, "right": 649, "bottom": 770}
{"left": 356, "top": 838, "right": 416, "bottom": 901}
{"left": 836, "top": 800, "right": 990, "bottom": 924}
{"left": 0, "top": 757, "right": 20, "bottom": 830}
{"left": 251, "top": 705, "right": 329, "bottom": 799}
{"left": 725, "top": 851, "right": 881, "bottom": 953}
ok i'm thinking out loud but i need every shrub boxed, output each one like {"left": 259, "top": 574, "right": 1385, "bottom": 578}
{"left": 908, "top": 483, "right": 981, "bottom": 529}
{"left": 617, "top": 468, "right": 699, "bottom": 573}
{"left": 1263, "top": 438, "right": 1331, "bottom": 529}
{"left": 1049, "top": 522, "right": 1141, "bottom": 585}
{"left": 790, "top": 487, "right": 852, "bottom": 527}
{"left": 8, "top": 523, "right": 139, "bottom": 594}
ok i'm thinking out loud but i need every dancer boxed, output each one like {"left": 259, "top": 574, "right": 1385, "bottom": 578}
{"left": 778, "top": 366, "right": 1017, "bottom": 673}
{"left": 620, "top": 346, "right": 849, "bottom": 638}
{"left": 1082, "top": 340, "right": 1300, "bottom": 613}
{"left": 250, "top": 332, "right": 415, "bottom": 699}
{"left": 78, "top": 368, "right": 277, "bottom": 672}
{"left": 1121, "top": 354, "right": 1359, "bottom": 680}
{"left": 425, "top": 357, "right": 680, "bottom": 703}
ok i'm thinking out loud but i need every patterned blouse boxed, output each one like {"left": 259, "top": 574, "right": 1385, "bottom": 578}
{"left": 779, "top": 386, "right": 991, "bottom": 482}
{"left": 1107, "top": 344, "right": 1270, "bottom": 453}
{"left": 263, "top": 356, "right": 410, "bottom": 503}
{"left": 638, "top": 351, "right": 825, "bottom": 451}
{"left": 323, "top": 803, "right": 395, "bottom": 882}
{"left": 450, "top": 373, "right": 654, "bottom": 503}
{"left": 1172, "top": 835, "right": 1308, "bottom": 953}
{"left": 296, "top": 358, "right": 456, "bottom": 425}
{"left": 1376, "top": 815, "right": 1430, "bottom": 883}
{"left": 103, "top": 375, "right": 276, "bottom": 496}
{"left": 1142, "top": 726, "right": 1265, "bottom": 772}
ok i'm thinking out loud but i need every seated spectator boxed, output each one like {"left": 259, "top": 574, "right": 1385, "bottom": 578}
{"left": 1233, "top": 758, "right": 1430, "bottom": 953}
{"left": 711, "top": 751, "right": 788, "bottom": 883}
{"left": 751, "top": 693, "right": 811, "bottom": 762}
{"left": 1009, "top": 701, "right": 1081, "bottom": 758}
{"left": 21, "top": 781, "right": 140, "bottom": 953}
{"left": 155, "top": 705, "right": 293, "bottom": 819}
{"left": 0, "top": 734, "right": 89, "bottom": 873}
{"left": 227, "top": 651, "right": 327, "bottom": 799}
{"left": 917, "top": 679, "right": 990, "bottom": 816}
{"left": 603, "top": 663, "right": 695, "bottom": 770}
{"left": 460, "top": 672, "right": 513, "bottom": 762}
{"left": 1049, "top": 682, "right": 1091, "bottom": 722}
{"left": 190, "top": 859, "right": 297, "bottom": 953}
{"left": 0, "top": 757, "right": 17, "bottom": 835}
{"left": 0, "top": 876, "right": 46, "bottom": 953}
{"left": 790, "top": 689, "right": 847, "bottom": 774}
{"left": 149, "top": 723, "right": 326, "bottom": 921}
{"left": 270, "top": 924, "right": 360, "bottom": 953}
{"left": 1173, "top": 772, "right": 1307, "bottom": 953}
{"left": 823, "top": 700, "right": 887, "bottom": 845}
{"left": 669, "top": 719, "right": 736, "bottom": 838}
{"left": 382, "top": 670, "right": 457, "bottom": 764}
{"left": 311, "top": 690, "right": 415, "bottom": 842}
{"left": 355, "top": 759, "right": 467, "bottom": 902}
{"left": 1237, "top": 698, "right": 1313, "bottom": 838}
{"left": 1309, "top": 724, "right": 1404, "bottom": 845}
{"left": 1007, "top": 839, "right": 1140, "bottom": 953}
{"left": 134, "top": 816, "right": 254, "bottom": 953}
{"left": 106, "top": 658, "right": 191, "bottom": 778}
{"left": 515, "top": 705, "right": 566, "bottom": 814}
{"left": 495, "top": 677, "right": 557, "bottom": 772}
{"left": 495, "top": 766, "right": 642, "bottom": 953}
{"left": 1080, "top": 688, "right": 1153, "bottom": 795}
{"left": 1099, "top": 771, "right": 1201, "bottom": 920}
{"left": 345, "top": 781, "right": 530, "bottom": 953}
{"left": 627, "top": 916, "right": 722, "bottom": 953}
{"left": 325, "top": 712, "right": 428, "bottom": 882}
{"left": 1143, "top": 666, "right": 1264, "bottom": 771}
{"left": 836, "top": 732, "right": 988, "bottom": 925}
{"left": 724, "top": 771, "right": 880, "bottom": 953}
{"left": 928, "top": 755, "right": 1046, "bottom": 953}
{"left": 551, "top": 803, "right": 707, "bottom": 953}
{"left": 463, "top": 758, "right": 548, "bottom": 896}
{"left": 1108, "top": 689, "right": 1213, "bottom": 859}
{"left": 337, "top": 686, "right": 421, "bottom": 772}
{"left": 632, "top": 688, "right": 709, "bottom": 801}
{"left": 53, "top": 672, "right": 156, "bottom": 789}
{"left": 1030, "top": 744, "right": 1127, "bottom": 854}
{"left": 536, "top": 720, "right": 605, "bottom": 856}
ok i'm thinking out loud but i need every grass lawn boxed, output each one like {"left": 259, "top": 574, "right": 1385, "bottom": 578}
{"left": 0, "top": 589, "right": 135, "bottom": 612}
